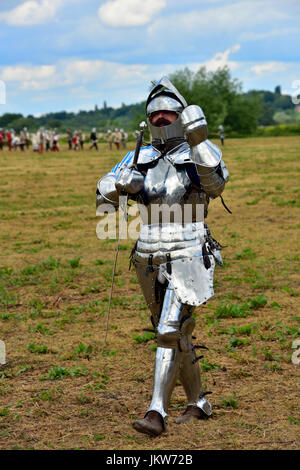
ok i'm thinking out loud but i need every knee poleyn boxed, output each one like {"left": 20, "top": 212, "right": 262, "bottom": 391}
{"left": 157, "top": 324, "right": 180, "bottom": 349}
{"left": 156, "top": 317, "right": 196, "bottom": 350}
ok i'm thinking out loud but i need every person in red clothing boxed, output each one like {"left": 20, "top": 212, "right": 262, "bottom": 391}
{"left": 52, "top": 131, "right": 59, "bottom": 152}
{"left": 72, "top": 131, "right": 79, "bottom": 150}
{"left": 6, "top": 130, "right": 12, "bottom": 150}
{"left": 0, "top": 128, "right": 4, "bottom": 150}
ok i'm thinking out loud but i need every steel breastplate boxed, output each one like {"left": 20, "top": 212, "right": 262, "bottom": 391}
{"left": 137, "top": 155, "right": 208, "bottom": 224}
{"left": 140, "top": 156, "right": 188, "bottom": 203}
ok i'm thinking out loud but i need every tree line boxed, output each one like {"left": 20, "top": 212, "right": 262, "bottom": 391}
{"left": 0, "top": 66, "right": 296, "bottom": 136}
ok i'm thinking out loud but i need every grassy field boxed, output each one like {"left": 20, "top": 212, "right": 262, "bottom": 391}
{"left": 0, "top": 136, "right": 299, "bottom": 450}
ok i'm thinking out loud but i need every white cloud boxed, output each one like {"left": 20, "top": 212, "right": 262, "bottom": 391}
{"left": 2, "top": 53, "right": 300, "bottom": 114}
{"left": 62, "top": 60, "right": 104, "bottom": 84}
{"left": 1, "top": 65, "right": 56, "bottom": 82}
{"left": 251, "top": 62, "right": 288, "bottom": 75}
{"left": 1, "top": 64, "right": 59, "bottom": 91}
{"left": 0, "top": 46, "right": 241, "bottom": 97}
{"left": 61, "top": 60, "right": 148, "bottom": 85}
{"left": 203, "top": 44, "right": 241, "bottom": 72}
{"left": 0, "top": 60, "right": 150, "bottom": 92}
{"left": 98, "top": 0, "right": 166, "bottom": 27}
{"left": 0, "top": 0, "right": 63, "bottom": 25}
{"left": 147, "top": 1, "right": 289, "bottom": 37}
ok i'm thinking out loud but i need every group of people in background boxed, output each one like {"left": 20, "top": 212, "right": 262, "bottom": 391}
{"left": 35, "top": 128, "right": 60, "bottom": 152}
{"left": 0, "top": 127, "right": 59, "bottom": 153}
{"left": 65, "top": 128, "right": 128, "bottom": 151}
{"left": 66, "top": 129, "right": 86, "bottom": 151}
{"left": 0, "top": 127, "right": 31, "bottom": 151}
{"left": 106, "top": 128, "right": 128, "bottom": 151}
{"left": 1, "top": 124, "right": 220, "bottom": 152}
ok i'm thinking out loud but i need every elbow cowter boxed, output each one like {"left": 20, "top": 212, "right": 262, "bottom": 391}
{"left": 189, "top": 141, "right": 229, "bottom": 198}
{"left": 196, "top": 165, "right": 225, "bottom": 198}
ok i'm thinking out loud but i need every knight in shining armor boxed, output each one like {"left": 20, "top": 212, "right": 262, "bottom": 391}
{"left": 96, "top": 77, "right": 229, "bottom": 436}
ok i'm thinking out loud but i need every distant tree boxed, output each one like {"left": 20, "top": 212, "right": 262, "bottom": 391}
{"left": 130, "top": 102, "right": 151, "bottom": 140}
{"left": 49, "top": 111, "right": 70, "bottom": 120}
{"left": 6, "top": 117, "right": 36, "bottom": 132}
{"left": 258, "top": 102, "right": 276, "bottom": 126}
{"left": 275, "top": 85, "right": 281, "bottom": 95}
{"left": 0, "top": 113, "right": 23, "bottom": 128}
{"left": 224, "top": 94, "right": 261, "bottom": 134}
{"left": 169, "top": 66, "right": 260, "bottom": 134}
{"left": 1, "top": 74, "right": 295, "bottom": 134}
{"left": 48, "top": 119, "right": 62, "bottom": 129}
{"left": 274, "top": 93, "right": 294, "bottom": 111}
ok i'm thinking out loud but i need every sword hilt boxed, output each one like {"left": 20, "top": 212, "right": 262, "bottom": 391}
{"left": 133, "top": 121, "right": 147, "bottom": 169}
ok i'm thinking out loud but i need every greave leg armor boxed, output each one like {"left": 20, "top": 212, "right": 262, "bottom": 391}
{"left": 147, "top": 346, "right": 180, "bottom": 420}
{"left": 147, "top": 285, "right": 212, "bottom": 420}
{"left": 179, "top": 349, "right": 212, "bottom": 416}
{"left": 178, "top": 308, "right": 212, "bottom": 416}
{"left": 146, "top": 287, "right": 182, "bottom": 420}
{"left": 146, "top": 286, "right": 212, "bottom": 420}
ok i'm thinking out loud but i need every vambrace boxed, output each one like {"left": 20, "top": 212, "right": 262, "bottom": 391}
{"left": 190, "top": 143, "right": 229, "bottom": 198}
{"left": 196, "top": 163, "right": 225, "bottom": 198}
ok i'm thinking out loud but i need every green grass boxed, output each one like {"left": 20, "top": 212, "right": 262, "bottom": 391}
{"left": 28, "top": 343, "right": 49, "bottom": 354}
{"left": 72, "top": 343, "right": 93, "bottom": 358}
{"left": 235, "top": 248, "right": 257, "bottom": 260}
{"left": 40, "top": 365, "right": 89, "bottom": 381}
{"left": 133, "top": 332, "right": 156, "bottom": 344}
{"left": 200, "top": 359, "right": 221, "bottom": 372}
{"left": 29, "top": 322, "right": 56, "bottom": 336}
{"left": 0, "top": 287, "right": 20, "bottom": 307}
{"left": 212, "top": 295, "right": 268, "bottom": 320}
{"left": 221, "top": 393, "right": 239, "bottom": 409}
{"left": 68, "top": 258, "right": 81, "bottom": 269}
{"left": 217, "top": 324, "right": 257, "bottom": 336}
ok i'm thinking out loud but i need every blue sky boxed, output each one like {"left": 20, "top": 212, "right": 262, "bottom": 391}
{"left": 0, "top": 0, "right": 299, "bottom": 116}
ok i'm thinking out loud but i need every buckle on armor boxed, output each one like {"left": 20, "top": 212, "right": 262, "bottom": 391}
{"left": 129, "top": 241, "right": 138, "bottom": 271}
{"left": 166, "top": 253, "right": 172, "bottom": 275}
{"left": 192, "top": 355, "right": 204, "bottom": 364}
{"left": 146, "top": 254, "right": 155, "bottom": 276}
{"left": 202, "top": 242, "right": 211, "bottom": 269}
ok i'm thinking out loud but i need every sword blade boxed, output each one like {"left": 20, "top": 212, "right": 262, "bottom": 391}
{"left": 104, "top": 122, "right": 146, "bottom": 345}
{"left": 104, "top": 195, "right": 128, "bottom": 344}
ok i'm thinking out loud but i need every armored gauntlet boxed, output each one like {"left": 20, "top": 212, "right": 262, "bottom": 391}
{"left": 181, "top": 105, "right": 228, "bottom": 198}
{"left": 181, "top": 105, "right": 208, "bottom": 146}
{"left": 96, "top": 167, "right": 144, "bottom": 212}
{"left": 115, "top": 168, "right": 144, "bottom": 195}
